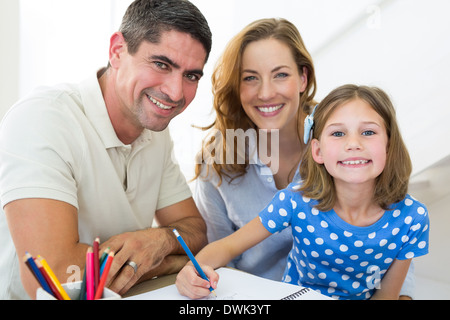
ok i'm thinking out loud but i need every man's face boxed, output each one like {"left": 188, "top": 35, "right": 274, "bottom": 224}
{"left": 111, "top": 30, "right": 207, "bottom": 134}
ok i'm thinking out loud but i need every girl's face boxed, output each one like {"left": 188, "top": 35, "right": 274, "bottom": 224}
{"left": 311, "top": 99, "right": 388, "bottom": 188}
{"left": 239, "top": 38, "right": 308, "bottom": 133}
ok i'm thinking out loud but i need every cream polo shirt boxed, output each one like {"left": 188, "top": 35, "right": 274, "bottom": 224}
{"left": 0, "top": 71, "right": 192, "bottom": 299}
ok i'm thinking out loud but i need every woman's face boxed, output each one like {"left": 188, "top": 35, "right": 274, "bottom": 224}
{"left": 239, "top": 38, "right": 308, "bottom": 133}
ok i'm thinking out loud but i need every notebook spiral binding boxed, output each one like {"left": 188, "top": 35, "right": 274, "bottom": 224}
{"left": 281, "top": 287, "right": 312, "bottom": 300}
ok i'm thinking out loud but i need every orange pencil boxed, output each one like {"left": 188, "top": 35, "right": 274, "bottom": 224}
{"left": 94, "top": 252, "right": 114, "bottom": 300}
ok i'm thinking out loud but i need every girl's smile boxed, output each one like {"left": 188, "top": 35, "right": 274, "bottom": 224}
{"left": 339, "top": 158, "right": 371, "bottom": 166}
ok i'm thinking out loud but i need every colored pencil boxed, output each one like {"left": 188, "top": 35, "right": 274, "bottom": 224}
{"left": 94, "top": 251, "right": 114, "bottom": 300}
{"left": 80, "top": 245, "right": 109, "bottom": 300}
{"left": 86, "top": 247, "right": 94, "bottom": 300}
{"left": 37, "top": 255, "right": 71, "bottom": 300}
{"left": 93, "top": 237, "right": 100, "bottom": 292}
{"left": 172, "top": 229, "right": 216, "bottom": 296}
{"left": 78, "top": 267, "right": 87, "bottom": 300}
{"left": 99, "top": 247, "right": 111, "bottom": 277}
{"left": 99, "top": 247, "right": 110, "bottom": 266}
{"left": 35, "top": 258, "right": 63, "bottom": 300}
{"left": 23, "top": 252, "right": 53, "bottom": 296}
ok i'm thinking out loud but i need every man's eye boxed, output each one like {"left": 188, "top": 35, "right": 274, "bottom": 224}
{"left": 185, "top": 74, "right": 201, "bottom": 82}
{"left": 154, "top": 61, "right": 168, "bottom": 70}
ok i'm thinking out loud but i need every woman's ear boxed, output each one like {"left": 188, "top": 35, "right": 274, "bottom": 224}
{"left": 299, "top": 66, "right": 308, "bottom": 93}
{"left": 311, "top": 138, "right": 324, "bottom": 164}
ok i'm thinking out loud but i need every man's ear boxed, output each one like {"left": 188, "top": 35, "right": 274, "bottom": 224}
{"left": 311, "top": 138, "right": 324, "bottom": 164}
{"left": 109, "top": 32, "right": 127, "bottom": 69}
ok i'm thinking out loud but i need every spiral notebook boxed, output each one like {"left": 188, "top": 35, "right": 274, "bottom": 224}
{"left": 125, "top": 267, "right": 332, "bottom": 300}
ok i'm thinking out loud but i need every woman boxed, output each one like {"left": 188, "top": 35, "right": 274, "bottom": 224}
{"left": 193, "top": 18, "right": 315, "bottom": 281}
{"left": 192, "top": 18, "right": 414, "bottom": 298}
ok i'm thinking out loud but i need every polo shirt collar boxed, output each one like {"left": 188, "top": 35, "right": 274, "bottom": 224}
{"left": 78, "top": 69, "right": 152, "bottom": 149}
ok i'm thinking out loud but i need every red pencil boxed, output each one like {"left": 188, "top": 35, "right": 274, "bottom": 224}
{"left": 93, "top": 237, "right": 100, "bottom": 292}
{"left": 35, "top": 258, "right": 63, "bottom": 300}
{"left": 94, "top": 252, "right": 114, "bottom": 300}
{"left": 86, "top": 247, "right": 94, "bottom": 300}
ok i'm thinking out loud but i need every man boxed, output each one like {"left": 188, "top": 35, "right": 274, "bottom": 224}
{"left": 0, "top": 0, "right": 212, "bottom": 299}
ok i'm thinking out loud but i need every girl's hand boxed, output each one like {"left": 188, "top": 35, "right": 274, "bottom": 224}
{"left": 175, "top": 263, "right": 219, "bottom": 299}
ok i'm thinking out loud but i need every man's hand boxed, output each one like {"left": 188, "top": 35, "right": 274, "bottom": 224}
{"left": 100, "top": 228, "right": 173, "bottom": 295}
{"left": 101, "top": 197, "right": 207, "bottom": 295}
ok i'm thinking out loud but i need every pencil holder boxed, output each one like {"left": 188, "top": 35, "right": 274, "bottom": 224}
{"left": 36, "top": 281, "right": 121, "bottom": 300}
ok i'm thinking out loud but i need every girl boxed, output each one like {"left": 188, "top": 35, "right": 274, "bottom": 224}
{"left": 177, "top": 84, "right": 429, "bottom": 300}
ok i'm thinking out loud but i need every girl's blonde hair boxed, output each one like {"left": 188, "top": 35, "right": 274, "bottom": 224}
{"left": 299, "top": 84, "right": 412, "bottom": 211}
{"left": 194, "top": 18, "right": 317, "bottom": 184}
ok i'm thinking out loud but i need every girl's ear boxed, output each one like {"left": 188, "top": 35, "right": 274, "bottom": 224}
{"left": 311, "top": 139, "right": 324, "bottom": 164}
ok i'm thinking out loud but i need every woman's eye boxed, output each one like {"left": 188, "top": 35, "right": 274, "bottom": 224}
{"left": 275, "top": 72, "right": 289, "bottom": 79}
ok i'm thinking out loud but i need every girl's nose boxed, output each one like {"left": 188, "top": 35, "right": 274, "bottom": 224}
{"left": 345, "top": 133, "right": 362, "bottom": 150}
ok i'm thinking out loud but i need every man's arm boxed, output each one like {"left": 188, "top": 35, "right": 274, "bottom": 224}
{"left": 100, "top": 197, "right": 207, "bottom": 295}
{"left": 6, "top": 195, "right": 206, "bottom": 298}
{"left": 5, "top": 198, "right": 88, "bottom": 299}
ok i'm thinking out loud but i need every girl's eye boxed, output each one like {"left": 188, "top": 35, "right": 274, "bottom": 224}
{"left": 362, "top": 130, "right": 375, "bottom": 136}
{"left": 332, "top": 131, "right": 345, "bottom": 137}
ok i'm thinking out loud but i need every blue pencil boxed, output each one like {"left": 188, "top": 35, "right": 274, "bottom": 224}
{"left": 23, "top": 252, "right": 53, "bottom": 296}
{"left": 173, "top": 229, "right": 216, "bottom": 296}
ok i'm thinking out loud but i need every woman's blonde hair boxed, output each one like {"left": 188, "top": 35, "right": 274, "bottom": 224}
{"left": 194, "top": 18, "right": 317, "bottom": 184}
{"left": 299, "top": 84, "right": 412, "bottom": 211}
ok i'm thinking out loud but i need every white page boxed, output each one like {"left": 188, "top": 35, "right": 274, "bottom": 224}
{"left": 125, "top": 268, "right": 332, "bottom": 300}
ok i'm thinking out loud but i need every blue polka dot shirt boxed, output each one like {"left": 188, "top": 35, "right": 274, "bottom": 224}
{"left": 259, "top": 182, "right": 430, "bottom": 300}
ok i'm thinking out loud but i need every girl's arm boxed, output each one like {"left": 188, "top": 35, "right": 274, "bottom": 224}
{"left": 371, "top": 259, "right": 411, "bottom": 300}
{"left": 175, "top": 217, "right": 272, "bottom": 299}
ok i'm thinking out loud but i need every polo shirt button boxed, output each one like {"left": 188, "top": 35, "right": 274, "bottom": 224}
{"left": 267, "top": 177, "right": 273, "bottom": 183}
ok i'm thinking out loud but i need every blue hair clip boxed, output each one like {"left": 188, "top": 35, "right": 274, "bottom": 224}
{"left": 303, "top": 104, "right": 318, "bottom": 144}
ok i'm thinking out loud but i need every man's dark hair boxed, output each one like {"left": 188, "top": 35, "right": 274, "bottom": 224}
{"left": 119, "top": 0, "right": 212, "bottom": 62}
